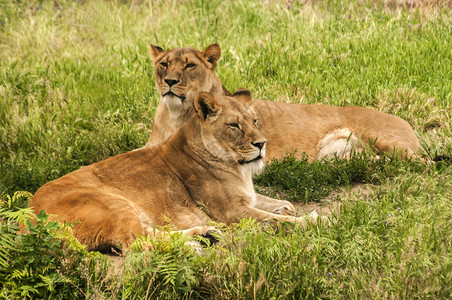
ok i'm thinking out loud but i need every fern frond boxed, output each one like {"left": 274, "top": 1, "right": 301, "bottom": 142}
{"left": 0, "top": 191, "right": 33, "bottom": 210}
{"left": 2, "top": 207, "right": 34, "bottom": 224}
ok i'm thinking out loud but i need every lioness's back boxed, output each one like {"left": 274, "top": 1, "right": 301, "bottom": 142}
{"left": 252, "top": 100, "right": 421, "bottom": 160}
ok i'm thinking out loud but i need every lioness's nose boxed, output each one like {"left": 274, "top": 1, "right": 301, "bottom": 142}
{"left": 252, "top": 141, "right": 266, "bottom": 150}
{"left": 164, "top": 78, "right": 180, "bottom": 87}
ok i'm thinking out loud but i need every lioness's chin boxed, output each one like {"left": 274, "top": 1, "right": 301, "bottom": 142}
{"left": 242, "top": 160, "right": 265, "bottom": 175}
{"left": 163, "top": 94, "right": 183, "bottom": 107}
{"left": 163, "top": 94, "right": 192, "bottom": 120}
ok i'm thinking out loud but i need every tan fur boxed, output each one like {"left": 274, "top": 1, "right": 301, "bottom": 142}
{"left": 30, "top": 92, "right": 311, "bottom": 252}
{"left": 145, "top": 45, "right": 423, "bottom": 162}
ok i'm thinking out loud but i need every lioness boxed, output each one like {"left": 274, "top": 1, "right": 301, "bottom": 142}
{"left": 30, "top": 91, "right": 311, "bottom": 252}
{"left": 146, "top": 44, "right": 423, "bottom": 161}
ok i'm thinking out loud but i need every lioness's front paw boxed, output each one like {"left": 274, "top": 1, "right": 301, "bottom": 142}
{"left": 198, "top": 228, "right": 222, "bottom": 246}
{"left": 193, "top": 225, "right": 218, "bottom": 236}
{"left": 272, "top": 201, "right": 296, "bottom": 216}
{"left": 308, "top": 210, "right": 318, "bottom": 222}
{"left": 306, "top": 210, "right": 330, "bottom": 226}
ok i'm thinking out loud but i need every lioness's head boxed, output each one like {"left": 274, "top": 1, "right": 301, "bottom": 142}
{"left": 150, "top": 44, "right": 225, "bottom": 120}
{"left": 192, "top": 89, "right": 266, "bottom": 173}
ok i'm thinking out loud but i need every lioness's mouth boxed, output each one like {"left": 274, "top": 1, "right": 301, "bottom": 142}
{"left": 239, "top": 155, "right": 262, "bottom": 165}
{"left": 163, "top": 91, "right": 186, "bottom": 101}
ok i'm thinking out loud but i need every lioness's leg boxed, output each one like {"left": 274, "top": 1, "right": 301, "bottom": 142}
{"left": 143, "top": 225, "right": 217, "bottom": 239}
{"left": 231, "top": 205, "right": 324, "bottom": 229}
{"left": 317, "top": 129, "right": 363, "bottom": 160}
{"left": 46, "top": 192, "right": 147, "bottom": 252}
{"left": 254, "top": 194, "right": 295, "bottom": 215}
{"left": 40, "top": 192, "right": 218, "bottom": 252}
{"left": 374, "top": 139, "right": 423, "bottom": 161}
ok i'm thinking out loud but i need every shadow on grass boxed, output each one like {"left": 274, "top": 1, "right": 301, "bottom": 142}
{"left": 254, "top": 150, "right": 430, "bottom": 203}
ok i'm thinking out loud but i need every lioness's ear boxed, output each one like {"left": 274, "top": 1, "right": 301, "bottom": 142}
{"left": 150, "top": 45, "right": 165, "bottom": 59}
{"left": 194, "top": 92, "right": 221, "bottom": 122}
{"left": 201, "top": 44, "right": 221, "bottom": 69}
{"left": 232, "top": 88, "right": 253, "bottom": 106}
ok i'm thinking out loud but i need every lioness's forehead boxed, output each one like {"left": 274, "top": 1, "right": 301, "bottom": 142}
{"left": 168, "top": 48, "right": 198, "bottom": 56}
{"left": 159, "top": 48, "right": 203, "bottom": 63}
{"left": 223, "top": 98, "right": 257, "bottom": 120}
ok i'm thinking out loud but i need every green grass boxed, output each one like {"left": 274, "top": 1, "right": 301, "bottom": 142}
{"left": 1, "top": 0, "right": 451, "bottom": 298}
{"left": 254, "top": 151, "right": 427, "bottom": 202}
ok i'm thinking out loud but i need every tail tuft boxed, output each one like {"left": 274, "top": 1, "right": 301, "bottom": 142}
{"left": 433, "top": 155, "right": 452, "bottom": 162}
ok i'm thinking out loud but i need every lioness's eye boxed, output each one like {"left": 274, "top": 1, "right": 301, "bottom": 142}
{"left": 228, "top": 123, "right": 240, "bottom": 129}
{"left": 254, "top": 119, "right": 259, "bottom": 127}
{"left": 160, "top": 62, "right": 168, "bottom": 68}
{"left": 185, "top": 63, "right": 196, "bottom": 69}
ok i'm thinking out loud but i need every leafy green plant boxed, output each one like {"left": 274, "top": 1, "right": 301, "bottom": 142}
{"left": 122, "top": 233, "right": 212, "bottom": 299}
{"left": 0, "top": 192, "right": 101, "bottom": 299}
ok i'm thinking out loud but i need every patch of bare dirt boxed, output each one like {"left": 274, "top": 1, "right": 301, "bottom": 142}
{"left": 288, "top": 183, "right": 374, "bottom": 217}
